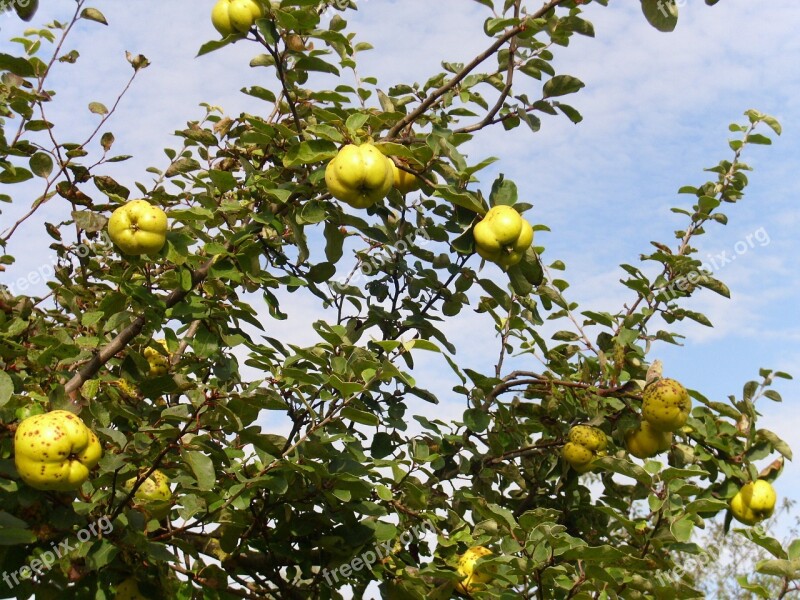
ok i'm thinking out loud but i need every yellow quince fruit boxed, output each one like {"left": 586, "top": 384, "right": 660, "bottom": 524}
{"left": 124, "top": 469, "right": 173, "bottom": 521}
{"left": 455, "top": 546, "right": 494, "bottom": 595}
{"left": 730, "top": 480, "right": 776, "bottom": 525}
{"left": 641, "top": 378, "right": 691, "bottom": 432}
{"left": 473, "top": 205, "right": 534, "bottom": 269}
{"left": 625, "top": 420, "right": 673, "bottom": 459}
{"left": 14, "top": 410, "right": 102, "bottom": 491}
{"left": 562, "top": 425, "right": 607, "bottom": 473}
{"left": 143, "top": 339, "right": 170, "bottom": 377}
{"left": 325, "top": 143, "right": 394, "bottom": 209}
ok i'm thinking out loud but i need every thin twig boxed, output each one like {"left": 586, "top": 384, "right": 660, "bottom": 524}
{"left": 383, "top": 0, "right": 567, "bottom": 140}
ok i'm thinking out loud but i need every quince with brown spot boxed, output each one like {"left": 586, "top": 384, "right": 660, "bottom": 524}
{"left": 562, "top": 425, "right": 607, "bottom": 473}
{"left": 14, "top": 410, "right": 102, "bottom": 491}
{"left": 641, "top": 378, "right": 691, "bottom": 432}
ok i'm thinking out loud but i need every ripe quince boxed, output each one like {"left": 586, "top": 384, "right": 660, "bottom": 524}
{"left": 473, "top": 205, "right": 534, "bottom": 269}
{"left": 14, "top": 410, "right": 102, "bottom": 491}
{"left": 143, "top": 339, "right": 170, "bottom": 377}
{"left": 562, "top": 425, "right": 607, "bottom": 473}
{"left": 730, "top": 480, "right": 776, "bottom": 525}
{"left": 641, "top": 378, "right": 691, "bottom": 432}
{"left": 211, "top": 0, "right": 262, "bottom": 36}
{"left": 625, "top": 420, "right": 672, "bottom": 459}
{"left": 108, "top": 200, "right": 168, "bottom": 256}
{"left": 390, "top": 160, "right": 420, "bottom": 195}
{"left": 325, "top": 143, "right": 394, "bottom": 209}
{"left": 455, "top": 546, "right": 494, "bottom": 595}
{"left": 124, "top": 469, "right": 173, "bottom": 521}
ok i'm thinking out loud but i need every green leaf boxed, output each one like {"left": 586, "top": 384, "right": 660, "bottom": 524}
{"left": 757, "top": 429, "right": 792, "bottom": 460}
{"left": 371, "top": 432, "right": 394, "bottom": 459}
{"left": 434, "top": 186, "right": 487, "bottom": 214}
{"left": 0, "top": 371, "right": 13, "bottom": 407}
{"left": 543, "top": 75, "right": 585, "bottom": 99}
{"left": 165, "top": 158, "right": 201, "bottom": 178}
{"left": 295, "top": 55, "right": 339, "bottom": 75}
{"left": 183, "top": 450, "right": 216, "bottom": 491}
{"left": 341, "top": 407, "right": 379, "bottom": 426}
{"left": 13, "top": 0, "right": 38, "bottom": 21}
{"left": 346, "top": 113, "right": 370, "bottom": 135}
{"left": 561, "top": 544, "right": 626, "bottom": 561}
{"left": 0, "top": 529, "right": 37, "bottom": 545}
{"left": 298, "top": 200, "right": 327, "bottom": 225}
{"left": 640, "top": 0, "right": 678, "bottom": 32}
{"left": 696, "top": 275, "right": 730, "bottom": 298}
{"left": 80, "top": 7, "right": 108, "bottom": 25}
{"left": 324, "top": 221, "right": 344, "bottom": 263}
{"left": 88, "top": 101, "right": 109, "bottom": 115}
{"left": 464, "top": 408, "right": 491, "bottom": 433}
{"left": 209, "top": 170, "right": 237, "bottom": 193}
{"left": 0, "top": 53, "right": 35, "bottom": 77}
{"left": 595, "top": 457, "right": 652, "bottom": 486}
{"left": 670, "top": 516, "right": 694, "bottom": 542}
{"left": 94, "top": 175, "right": 130, "bottom": 200}
{"left": 755, "top": 558, "right": 800, "bottom": 578}
{"left": 788, "top": 539, "right": 800, "bottom": 560}
{"left": 283, "top": 140, "right": 337, "bottom": 167}
{"left": 489, "top": 175, "right": 517, "bottom": 206}
{"left": 100, "top": 132, "right": 115, "bottom": 151}
{"left": 746, "top": 528, "right": 788, "bottom": 560}
{"left": 508, "top": 263, "right": 533, "bottom": 296}
{"left": 197, "top": 38, "right": 233, "bottom": 58}
{"left": 241, "top": 86, "right": 276, "bottom": 103}
{"left": 29, "top": 152, "right": 53, "bottom": 178}
{"left": 403, "top": 340, "right": 440, "bottom": 353}
{"left": 71, "top": 210, "right": 107, "bottom": 234}
{"left": 746, "top": 133, "right": 772, "bottom": 145}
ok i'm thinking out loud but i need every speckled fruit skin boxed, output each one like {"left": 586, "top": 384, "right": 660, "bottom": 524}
{"left": 125, "top": 470, "right": 172, "bottom": 521}
{"left": 562, "top": 425, "right": 607, "bottom": 473}
{"left": 641, "top": 378, "right": 691, "bottom": 432}
{"left": 625, "top": 420, "right": 673, "bottom": 459}
{"left": 144, "top": 339, "right": 169, "bottom": 377}
{"left": 14, "top": 410, "right": 102, "bottom": 491}
{"left": 568, "top": 425, "right": 607, "bottom": 452}
{"left": 455, "top": 546, "right": 494, "bottom": 595}
{"left": 730, "top": 480, "right": 776, "bottom": 525}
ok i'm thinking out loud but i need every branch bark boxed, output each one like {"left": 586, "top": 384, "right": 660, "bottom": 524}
{"left": 64, "top": 257, "right": 216, "bottom": 395}
{"left": 383, "top": 0, "right": 568, "bottom": 140}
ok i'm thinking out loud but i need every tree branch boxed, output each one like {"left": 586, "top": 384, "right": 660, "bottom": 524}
{"left": 64, "top": 257, "right": 217, "bottom": 395}
{"left": 383, "top": 0, "right": 568, "bottom": 140}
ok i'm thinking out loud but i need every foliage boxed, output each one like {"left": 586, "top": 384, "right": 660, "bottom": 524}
{"left": 0, "top": 0, "right": 796, "bottom": 598}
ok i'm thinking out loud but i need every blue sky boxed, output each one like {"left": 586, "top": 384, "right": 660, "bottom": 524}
{"left": 2, "top": 0, "right": 800, "bottom": 564}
